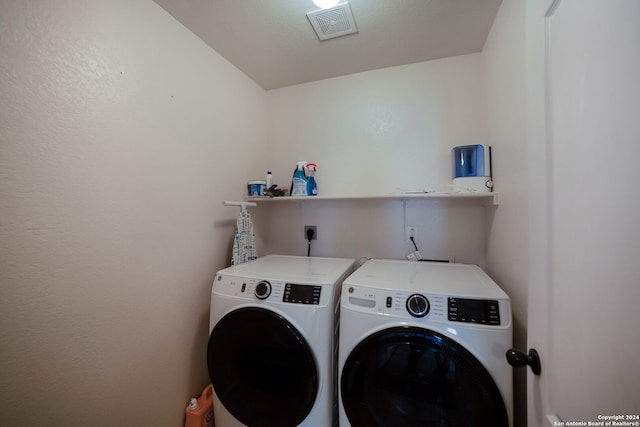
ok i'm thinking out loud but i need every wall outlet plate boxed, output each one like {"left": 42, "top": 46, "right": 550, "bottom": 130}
{"left": 405, "top": 226, "right": 418, "bottom": 244}
{"left": 304, "top": 225, "right": 317, "bottom": 240}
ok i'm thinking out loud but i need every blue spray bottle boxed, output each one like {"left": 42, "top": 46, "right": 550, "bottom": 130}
{"left": 291, "top": 161, "right": 308, "bottom": 196}
{"left": 306, "top": 163, "right": 317, "bottom": 196}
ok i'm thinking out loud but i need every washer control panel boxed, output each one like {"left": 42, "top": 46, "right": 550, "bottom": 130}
{"left": 343, "top": 284, "right": 508, "bottom": 327}
{"left": 448, "top": 297, "right": 501, "bottom": 325}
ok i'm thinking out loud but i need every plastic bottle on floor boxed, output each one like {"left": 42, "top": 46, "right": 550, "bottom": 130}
{"left": 185, "top": 384, "right": 214, "bottom": 427}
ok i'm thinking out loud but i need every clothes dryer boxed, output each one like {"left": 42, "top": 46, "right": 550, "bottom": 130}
{"left": 339, "top": 259, "right": 513, "bottom": 427}
{"left": 207, "top": 255, "right": 355, "bottom": 427}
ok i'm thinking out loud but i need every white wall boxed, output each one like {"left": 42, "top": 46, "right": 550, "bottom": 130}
{"left": 0, "top": 1, "right": 266, "bottom": 426}
{"left": 253, "top": 197, "right": 489, "bottom": 264}
{"left": 258, "top": 56, "right": 490, "bottom": 265}
{"left": 481, "top": 0, "right": 529, "bottom": 425}
{"left": 266, "top": 55, "right": 485, "bottom": 196}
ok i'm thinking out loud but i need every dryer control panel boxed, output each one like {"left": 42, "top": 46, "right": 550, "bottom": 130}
{"left": 213, "top": 275, "right": 327, "bottom": 306}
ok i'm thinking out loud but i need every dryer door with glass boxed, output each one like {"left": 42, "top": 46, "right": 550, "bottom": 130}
{"left": 207, "top": 307, "right": 318, "bottom": 427}
{"left": 341, "top": 326, "right": 508, "bottom": 427}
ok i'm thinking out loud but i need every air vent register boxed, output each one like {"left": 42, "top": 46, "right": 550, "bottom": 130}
{"left": 307, "top": 1, "right": 358, "bottom": 41}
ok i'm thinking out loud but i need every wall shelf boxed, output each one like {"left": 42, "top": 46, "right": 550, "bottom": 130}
{"left": 247, "top": 192, "right": 499, "bottom": 206}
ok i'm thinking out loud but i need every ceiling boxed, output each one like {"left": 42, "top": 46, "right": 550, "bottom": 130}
{"left": 153, "top": 0, "right": 503, "bottom": 90}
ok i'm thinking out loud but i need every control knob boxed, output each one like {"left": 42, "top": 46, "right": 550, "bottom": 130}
{"left": 255, "top": 281, "right": 272, "bottom": 300}
{"left": 406, "top": 293, "right": 430, "bottom": 317}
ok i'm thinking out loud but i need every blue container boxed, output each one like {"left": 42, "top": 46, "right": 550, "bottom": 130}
{"left": 451, "top": 145, "right": 493, "bottom": 192}
{"left": 452, "top": 144, "right": 491, "bottom": 178}
{"left": 247, "top": 180, "right": 266, "bottom": 196}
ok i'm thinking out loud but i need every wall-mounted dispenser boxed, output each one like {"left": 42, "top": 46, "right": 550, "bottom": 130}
{"left": 451, "top": 144, "right": 493, "bottom": 193}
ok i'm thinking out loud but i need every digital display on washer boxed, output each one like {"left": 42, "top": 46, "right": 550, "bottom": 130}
{"left": 283, "top": 283, "right": 321, "bottom": 305}
{"left": 448, "top": 297, "right": 501, "bottom": 325}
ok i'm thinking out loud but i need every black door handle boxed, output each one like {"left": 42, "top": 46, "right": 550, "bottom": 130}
{"left": 506, "top": 348, "right": 541, "bottom": 375}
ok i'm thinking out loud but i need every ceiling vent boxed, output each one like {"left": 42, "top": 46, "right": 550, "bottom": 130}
{"left": 307, "top": 1, "right": 358, "bottom": 41}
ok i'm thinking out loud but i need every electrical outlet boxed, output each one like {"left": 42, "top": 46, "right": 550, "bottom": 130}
{"left": 405, "top": 226, "right": 418, "bottom": 244}
{"left": 304, "top": 225, "right": 317, "bottom": 241}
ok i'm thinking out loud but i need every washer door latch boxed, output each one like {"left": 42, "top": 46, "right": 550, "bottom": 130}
{"left": 506, "top": 348, "right": 542, "bottom": 375}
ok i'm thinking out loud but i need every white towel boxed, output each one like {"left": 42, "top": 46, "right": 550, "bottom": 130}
{"left": 231, "top": 209, "right": 257, "bottom": 265}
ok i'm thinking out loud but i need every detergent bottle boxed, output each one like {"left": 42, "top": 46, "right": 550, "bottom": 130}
{"left": 291, "top": 161, "right": 308, "bottom": 196}
{"left": 306, "top": 163, "right": 317, "bottom": 196}
{"left": 185, "top": 384, "right": 214, "bottom": 427}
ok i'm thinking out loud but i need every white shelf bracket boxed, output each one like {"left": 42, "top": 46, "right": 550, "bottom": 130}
{"left": 224, "top": 200, "right": 257, "bottom": 213}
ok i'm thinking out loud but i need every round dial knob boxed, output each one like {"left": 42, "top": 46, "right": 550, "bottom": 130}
{"left": 255, "top": 281, "right": 271, "bottom": 300}
{"left": 406, "top": 294, "right": 430, "bottom": 317}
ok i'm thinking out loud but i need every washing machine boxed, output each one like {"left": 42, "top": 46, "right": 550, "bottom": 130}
{"left": 207, "top": 254, "right": 355, "bottom": 427}
{"left": 338, "top": 259, "right": 513, "bottom": 427}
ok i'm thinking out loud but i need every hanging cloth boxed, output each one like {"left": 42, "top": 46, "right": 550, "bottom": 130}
{"left": 231, "top": 208, "right": 257, "bottom": 265}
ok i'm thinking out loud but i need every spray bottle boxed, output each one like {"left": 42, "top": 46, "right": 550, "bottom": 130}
{"left": 306, "top": 163, "right": 317, "bottom": 196}
{"left": 290, "top": 161, "right": 308, "bottom": 196}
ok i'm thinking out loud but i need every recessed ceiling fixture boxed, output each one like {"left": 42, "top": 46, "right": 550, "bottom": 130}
{"left": 307, "top": 1, "right": 358, "bottom": 41}
{"left": 312, "top": 0, "right": 340, "bottom": 9}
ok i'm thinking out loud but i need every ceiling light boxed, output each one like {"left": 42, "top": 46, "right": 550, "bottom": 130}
{"left": 313, "top": 0, "right": 340, "bottom": 9}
